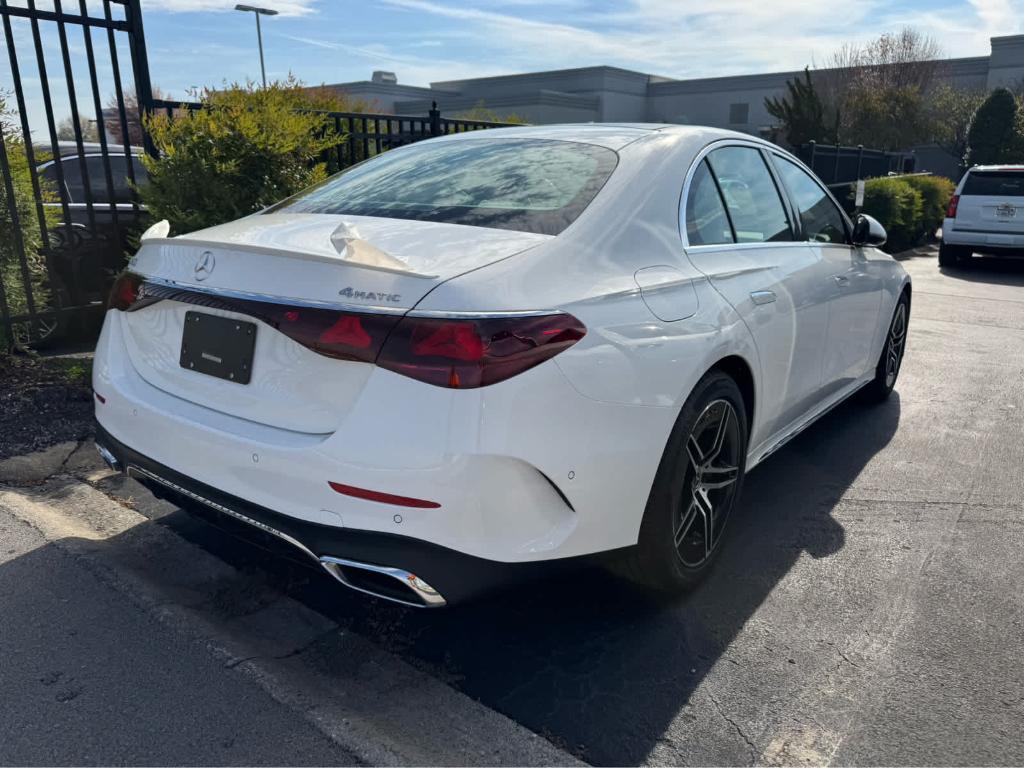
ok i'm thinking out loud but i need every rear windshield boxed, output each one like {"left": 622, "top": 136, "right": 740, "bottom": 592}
{"left": 962, "top": 171, "right": 1024, "bottom": 197}
{"left": 269, "top": 138, "right": 618, "bottom": 235}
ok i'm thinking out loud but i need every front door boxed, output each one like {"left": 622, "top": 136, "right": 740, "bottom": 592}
{"left": 769, "top": 154, "right": 882, "bottom": 391}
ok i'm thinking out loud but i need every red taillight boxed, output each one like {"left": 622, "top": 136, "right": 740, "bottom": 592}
{"left": 108, "top": 272, "right": 143, "bottom": 310}
{"left": 946, "top": 194, "right": 960, "bottom": 218}
{"left": 261, "top": 305, "right": 399, "bottom": 363}
{"left": 377, "top": 313, "right": 586, "bottom": 389}
{"left": 319, "top": 315, "right": 372, "bottom": 350}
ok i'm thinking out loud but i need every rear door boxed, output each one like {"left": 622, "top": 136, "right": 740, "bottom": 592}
{"left": 955, "top": 169, "right": 1024, "bottom": 236}
{"left": 770, "top": 154, "right": 881, "bottom": 391}
{"left": 682, "top": 144, "right": 832, "bottom": 442}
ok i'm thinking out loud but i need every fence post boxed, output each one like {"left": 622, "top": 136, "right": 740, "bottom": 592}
{"left": 429, "top": 101, "right": 441, "bottom": 137}
{"left": 832, "top": 141, "right": 841, "bottom": 185}
{"left": 856, "top": 144, "right": 864, "bottom": 180}
{"left": 124, "top": 0, "right": 157, "bottom": 158}
{"left": 808, "top": 140, "right": 816, "bottom": 174}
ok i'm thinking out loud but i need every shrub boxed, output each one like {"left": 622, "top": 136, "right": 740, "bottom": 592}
{"left": 1, "top": 100, "right": 59, "bottom": 349}
{"left": 965, "top": 88, "right": 1019, "bottom": 166}
{"left": 901, "top": 174, "right": 955, "bottom": 240}
{"left": 139, "top": 78, "right": 346, "bottom": 234}
{"left": 855, "top": 177, "right": 923, "bottom": 253}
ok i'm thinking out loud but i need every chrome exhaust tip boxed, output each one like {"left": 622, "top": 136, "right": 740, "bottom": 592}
{"left": 95, "top": 442, "right": 122, "bottom": 472}
{"left": 319, "top": 556, "right": 447, "bottom": 608}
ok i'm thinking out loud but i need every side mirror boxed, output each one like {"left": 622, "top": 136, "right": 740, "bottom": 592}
{"left": 852, "top": 214, "right": 887, "bottom": 247}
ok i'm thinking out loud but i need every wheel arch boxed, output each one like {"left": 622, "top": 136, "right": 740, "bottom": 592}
{"left": 707, "top": 354, "right": 756, "bottom": 431}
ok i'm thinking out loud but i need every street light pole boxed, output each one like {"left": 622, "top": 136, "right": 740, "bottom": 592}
{"left": 234, "top": 4, "right": 279, "bottom": 88}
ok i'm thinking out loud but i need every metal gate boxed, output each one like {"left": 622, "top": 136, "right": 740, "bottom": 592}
{"left": 0, "top": 0, "right": 153, "bottom": 350}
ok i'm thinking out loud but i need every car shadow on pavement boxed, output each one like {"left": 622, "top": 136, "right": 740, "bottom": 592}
{"left": 226, "top": 392, "right": 899, "bottom": 765}
{"left": 71, "top": 391, "right": 899, "bottom": 765}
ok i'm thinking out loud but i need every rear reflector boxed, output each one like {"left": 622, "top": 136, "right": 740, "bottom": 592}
{"left": 110, "top": 277, "right": 586, "bottom": 388}
{"left": 328, "top": 481, "right": 441, "bottom": 509}
{"left": 946, "top": 194, "right": 960, "bottom": 218}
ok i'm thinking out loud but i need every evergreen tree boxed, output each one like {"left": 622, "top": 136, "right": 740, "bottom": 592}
{"left": 765, "top": 68, "right": 837, "bottom": 147}
{"left": 965, "top": 88, "right": 1019, "bottom": 166}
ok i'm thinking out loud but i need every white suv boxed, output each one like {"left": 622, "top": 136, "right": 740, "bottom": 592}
{"left": 940, "top": 165, "right": 1024, "bottom": 266}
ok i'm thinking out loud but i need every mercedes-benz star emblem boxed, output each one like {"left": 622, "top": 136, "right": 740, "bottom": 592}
{"left": 194, "top": 251, "right": 215, "bottom": 281}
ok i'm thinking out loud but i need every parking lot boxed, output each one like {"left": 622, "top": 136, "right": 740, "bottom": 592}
{"left": 2, "top": 250, "right": 1023, "bottom": 766}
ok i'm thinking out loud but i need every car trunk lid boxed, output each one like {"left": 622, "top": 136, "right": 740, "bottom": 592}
{"left": 118, "top": 213, "right": 549, "bottom": 433}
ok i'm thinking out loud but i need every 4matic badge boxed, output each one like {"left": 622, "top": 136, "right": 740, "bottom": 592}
{"left": 339, "top": 287, "right": 402, "bottom": 303}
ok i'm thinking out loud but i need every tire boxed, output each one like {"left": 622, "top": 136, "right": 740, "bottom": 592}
{"left": 860, "top": 293, "right": 909, "bottom": 403}
{"left": 615, "top": 370, "right": 749, "bottom": 593}
{"left": 938, "top": 242, "right": 966, "bottom": 267}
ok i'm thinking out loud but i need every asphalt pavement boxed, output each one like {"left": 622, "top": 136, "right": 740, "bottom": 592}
{"left": 2, "top": 248, "right": 1022, "bottom": 766}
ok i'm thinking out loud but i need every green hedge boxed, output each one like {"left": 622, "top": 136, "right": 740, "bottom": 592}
{"left": 851, "top": 175, "right": 953, "bottom": 253}
{"left": 901, "top": 175, "right": 955, "bottom": 241}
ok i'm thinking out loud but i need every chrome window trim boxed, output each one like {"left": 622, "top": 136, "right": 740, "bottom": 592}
{"left": 679, "top": 138, "right": 819, "bottom": 251}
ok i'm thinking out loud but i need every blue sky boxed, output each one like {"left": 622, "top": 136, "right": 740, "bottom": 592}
{"left": 140, "top": 0, "right": 1023, "bottom": 96}
{"left": 1, "top": 0, "right": 1022, "bottom": 138}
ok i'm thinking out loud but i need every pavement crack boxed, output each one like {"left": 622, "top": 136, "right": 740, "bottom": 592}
{"left": 707, "top": 692, "right": 757, "bottom": 765}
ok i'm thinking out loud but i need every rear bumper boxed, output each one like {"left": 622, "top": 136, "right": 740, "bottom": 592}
{"left": 93, "top": 309, "right": 674, "bottom": 565}
{"left": 942, "top": 224, "right": 1024, "bottom": 252}
{"left": 94, "top": 422, "right": 580, "bottom": 606}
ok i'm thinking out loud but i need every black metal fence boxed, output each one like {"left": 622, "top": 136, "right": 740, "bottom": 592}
{"left": 796, "top": 141, "right": 917, "bottom": 186}
{"left": 0, "top": 0, "right": 153, "bottom": 350}
{"left": 148, "top": 97, "right": 509, "bottom": 171}
{"left": 0, "top": 0, "right": 512, "bottom": 352}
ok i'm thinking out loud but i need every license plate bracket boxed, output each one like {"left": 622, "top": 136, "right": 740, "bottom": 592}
{"left": 180, "top": 311, "right": 257, "bottom": 384}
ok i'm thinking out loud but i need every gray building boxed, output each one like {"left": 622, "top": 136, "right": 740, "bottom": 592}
{"left": 324, "top": 34, "right": 1024, "bottom": 136}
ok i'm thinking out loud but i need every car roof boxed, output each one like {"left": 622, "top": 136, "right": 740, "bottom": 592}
{"left": 428, "top": 123, "right": 763, "bottom": 151}
{"left": 968, "top": 164, "right": 1024, "bottom": 172}
{"left": 32, "top": 141, "right": 143, "bottom": 157}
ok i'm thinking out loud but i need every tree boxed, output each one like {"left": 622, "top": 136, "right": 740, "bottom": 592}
{"left": 104, "top": 87, "right": 167, "bottom": 147}
{"left": 138, "top": 78, "right": 345, "bottom": 234}
{"left": 55, "top": 112, "right": 99, "bottom": 142}
{"left": 965, "top": 87, "right": 1019, "bottom": 166}
{"left": 928, "top": 85, "right": 986, "bottom": 166}
{"left": 823, "top": 29, "right": 944, "bottom": 150}
{"left": 764, "top": 67, "right": 837, "bottom": 147}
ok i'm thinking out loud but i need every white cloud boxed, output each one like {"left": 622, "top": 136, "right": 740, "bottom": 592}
{"left": 378, "top": 0, "right": 1024, "bottom": 82}
{"left": 141, "top": 0, "right": 317, "bottom": 16}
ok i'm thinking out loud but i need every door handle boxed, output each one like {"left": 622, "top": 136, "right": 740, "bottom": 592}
{"left": 750, "top": 290, "right": 776, "bottom": 305}
{"left": 833, "top": 275, "right": 850, "bottom": 286}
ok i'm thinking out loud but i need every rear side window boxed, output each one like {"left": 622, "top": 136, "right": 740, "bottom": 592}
{"left": 706, "top": 146, "right": 793, "bottom": 243}
{"left": 271, "top": 138, "right": 618, "bottom": 235}
{"left": 962, "top": 171, "right": 1024, "bottom": 197}
{"left": 685, "top": 160, "right": 734, "bottom": 245}
{"left": 771, "top": 155, "right": 848, "bottom": 244}
{"left": 51, "top": 154, "right": 147, "bottom": 204}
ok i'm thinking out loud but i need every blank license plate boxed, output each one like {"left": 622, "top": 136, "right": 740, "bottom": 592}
{"left": 180, "top": 311, "right": 256, "bottom": 384}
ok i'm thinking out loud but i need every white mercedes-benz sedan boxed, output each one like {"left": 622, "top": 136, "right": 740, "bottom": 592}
{"left": 93, "top": 124, "right": 910, "bottom": 607}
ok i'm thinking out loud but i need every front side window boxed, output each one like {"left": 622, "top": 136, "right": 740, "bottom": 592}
{"left": 271, "top": 138, "right": 618, "bottom": 236}
{"left": 772, "top": 155, "right": 848, "bottom": 244}
{"left": 685, "top": 159, "right": 734, "bottom": 246}
{"left": 706, "top": 146, "right": 793, "bottom": 243}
